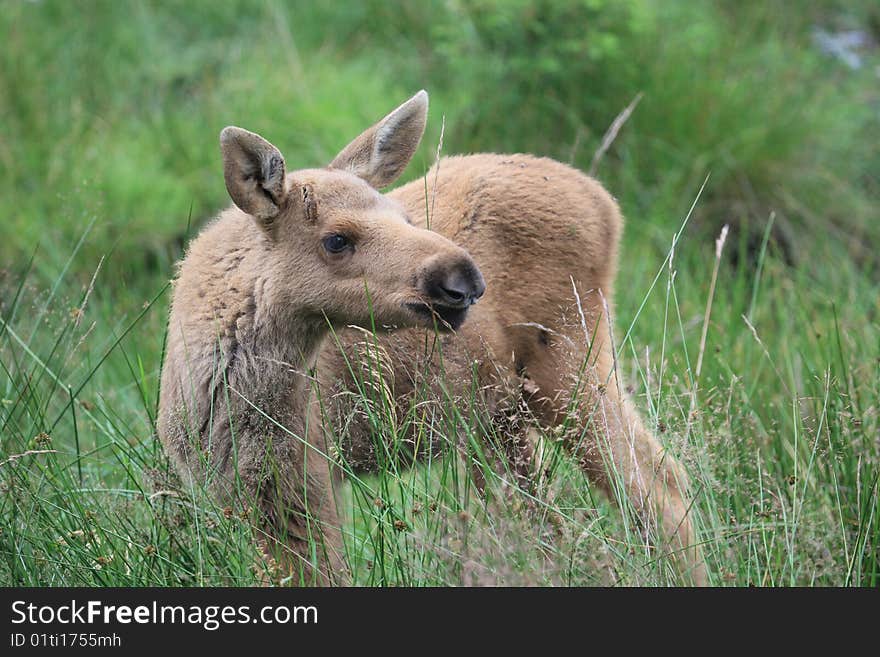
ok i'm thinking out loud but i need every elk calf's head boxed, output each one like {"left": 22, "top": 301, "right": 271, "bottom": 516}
{"left": 220, "top": 90, "right": 484, "bottom": 332}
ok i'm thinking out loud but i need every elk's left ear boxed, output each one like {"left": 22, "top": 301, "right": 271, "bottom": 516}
{"left": 330, "top": 90, "right": 428, "bottom": 189}
{"left": 220, "top": 126, "right": 287, "bottom": 221}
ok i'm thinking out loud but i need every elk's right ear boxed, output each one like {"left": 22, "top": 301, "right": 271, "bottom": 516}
{"left": 220, "top": 126, "right": 287, "bottom": 221}
{"left": 330, "top": 90, "right": 429, "bottom": 189}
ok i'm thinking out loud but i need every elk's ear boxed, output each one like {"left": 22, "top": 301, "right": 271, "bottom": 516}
{"left": 330, "top": 90, "right": 428, "bottom": 189}
{"left": 220, "top": 126, "right": 287, "bottom": 221}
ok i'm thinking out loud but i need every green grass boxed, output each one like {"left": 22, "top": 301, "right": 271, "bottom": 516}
{"left": 2, "top": 191, "right": 876, "bottom": 586}
{"left": 1, "top": 0, "right": 877, "bottom": 586}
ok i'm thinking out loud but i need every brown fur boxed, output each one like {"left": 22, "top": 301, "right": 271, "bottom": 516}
{"left": 158, "top": 91, "right": 707, "bottom": 585}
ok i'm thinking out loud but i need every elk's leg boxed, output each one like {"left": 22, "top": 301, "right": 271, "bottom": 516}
{"left": 584, "top": 383, "right": 705, "bottom": 585}
{"left": 521, "top": 323, "right": 708, "bottom": 585}
{"left": 241, "top": 431, "right": 347, "bottom": 586}
{"left": 468, "top": 419, "right": 537, "bottom": 500}
{"left": 449, "top": 371, "right": 539, "bottom": 504}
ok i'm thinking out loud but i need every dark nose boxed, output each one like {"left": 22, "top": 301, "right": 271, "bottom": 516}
{"left": 424, "top": 259, "right": 486, "bottom": 308}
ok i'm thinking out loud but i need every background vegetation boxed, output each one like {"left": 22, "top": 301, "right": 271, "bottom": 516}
{"left": 1, "top": 0, "right": 877, "bottom": 585}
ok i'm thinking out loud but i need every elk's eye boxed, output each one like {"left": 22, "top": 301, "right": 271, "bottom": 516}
{"left": 323, "top": 234, "right": 350, "bottom": 254}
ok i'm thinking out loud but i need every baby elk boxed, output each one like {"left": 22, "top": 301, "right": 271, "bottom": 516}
{"left": 158, "top": 90, "right": 707, "bottom": 585}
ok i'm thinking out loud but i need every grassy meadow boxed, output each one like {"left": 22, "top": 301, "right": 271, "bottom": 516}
{"left": 1, "top": 0, "right": 877, "bottom": 586}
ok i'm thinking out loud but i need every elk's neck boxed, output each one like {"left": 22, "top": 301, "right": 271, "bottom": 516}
{"left": 170, "top": 213, "right": 331, "bottom": 441}
{"left": 225, "top": 297, "right": 327, "bottom": 432}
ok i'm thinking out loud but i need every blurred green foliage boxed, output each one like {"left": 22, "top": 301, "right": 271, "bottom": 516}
{"left": 0, "top": 0, "right": 877, "bottom": 285}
